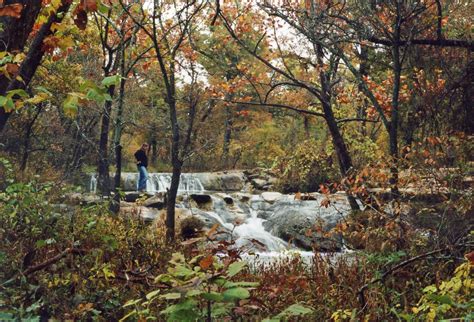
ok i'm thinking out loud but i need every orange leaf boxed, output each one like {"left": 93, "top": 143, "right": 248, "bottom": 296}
{"left": 320, "top": 198, "right": 331, "bottom": 208}
{"left": 5, "top": 63, "right": 19, "bottom": 75}
{"left": 0, "top": 3, "right": 23, "bottom": 18}
{"left": 206, "top": 223, "right": 219, "bottom": 238}
{"left": 465, "top": 251, "right": 474, "bottom": 265}
{"left": 199, "top": 255, "right": 213, "bottom": 270}
{"left": 84, "top": 0, "right": 97, "bottom": 11}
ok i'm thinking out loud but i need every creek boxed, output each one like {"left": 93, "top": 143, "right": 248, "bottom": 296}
{"left": 89, "top": 171, "right": 354, "bottom": 258}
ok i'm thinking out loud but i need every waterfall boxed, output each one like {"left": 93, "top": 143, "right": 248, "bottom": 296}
{"left": 147, "top": 173, "right": 205, "bottom": 193}
{"left": 89, "top": 174, "right": 97, "bottom": 193}
{"left": 90, "top": 172, "right": 353, "bottom": 256}
{"left": 232, "top": 209, "right": 288, "bottom": 251}
{"left": 147, "top": 173, "right": 205, "bottom": 192}
{"left": 107, "top": 172, "right": 205, "bottom": 193}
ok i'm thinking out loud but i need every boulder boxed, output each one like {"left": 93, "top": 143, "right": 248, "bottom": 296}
{"left": 194, "top": 171, "right": 246, "bottom": 191}
{"left": 124, "top": 192, "right": 141, "bottom": 202}
{"left": 233, "top": 192, "right": 251, "bottom": 202}
{"left": 122, "top": 173, "right": 138, "bottom": 191}
{"left": 121, "top": 206, "right": 159, "bottom": 222}
{"left": 190, "top": 194, "right": 212, "bottom": 204}
{"left": 64, "top": 193, "right": 106, "bottom": 206}
{"left": 214, "top": 193, "right": 233, "bottom": 204}
{"left": 251, "top": 178, "right": 267, "bottom": 190}
{"left": 263, "top": 207, "right": 344, "bottom": 251}
{"left": 143, "top": 195, "right": 165, "bottom": 209}
{"left": 220, "top": 172, "right": 246, "bottom": 191}
{"left": 261, "top": 192, "right": 283, "bottom": 203}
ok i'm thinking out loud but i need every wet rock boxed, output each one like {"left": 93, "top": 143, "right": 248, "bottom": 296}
{"left": 194, "top": 171, "right": 246, "bottom": 191}
{"left": 220, "top": 172, "right": 246, "bottom": 191}
{"left": 214, "top": 193, "right": 233, "bottom": 204}
{"left": 261, "top": 192, "right": 283, "bottom": 203}
{"left": 263, "top": 207, "right": 344, "bottom": 251}
{"left": 124, "top": 192, "right": 141, "bottom": 202}
{"left": 122, "top": 174, "right": 138, "bottom": 191}
{"left": 233, "top": 192, "right": 251, "bottom": 202}
{"left": 143, "top": 195, "right": 165, "bottom": 209}
{"left": 251, "top": 178, "right": 267, "bottom": 189}
{"left": 120, "top": 201, "right": 135, "bottom": 208}
{"left": 64, "top": 193, "right": 106, "bottom": 206}
{"left": 180, "top": 216, "right": 205, "bottom": 238}
{"left": 121, "top": 206, "right": 159, "bottom": 222}
{"left": 190, "top": 194, "right": 212, "bottom": 204}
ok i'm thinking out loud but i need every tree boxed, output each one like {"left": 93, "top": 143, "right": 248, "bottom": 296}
{"left": 216, "top": 2, "right": 361, "bottom": 210}
{"left": 122, "top": 0, "right": 206, "bottom": 241}
{"left": 0, "top": 0, "right": 73, "bottom": 133}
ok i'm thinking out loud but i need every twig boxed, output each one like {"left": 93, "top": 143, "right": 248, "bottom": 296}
{"left": 357, "top": 243, "right": 472, "bottom": 310}
{"left": 22, "top": 248, "right": 87, "bottom": 276}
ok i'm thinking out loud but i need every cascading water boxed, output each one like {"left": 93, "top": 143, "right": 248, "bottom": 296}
{"left": 232, "top": 209, "right": 287, "bottom": 251}
{"left": 115, "top": 172, "right": 206, "bottom": 193}
{"left": 89, "top": 174, "right": 97, "bottom": 193}
{"left": 90, "top": 172, "right": 353, "bottom": 259}
{"left": 147, "top": 173, "right": 205, "bottom": 193}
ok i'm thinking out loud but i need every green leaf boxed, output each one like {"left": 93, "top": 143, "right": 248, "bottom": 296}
{"left": 170, "top": 265, "right": 194, "bottom": 278}
{"left": 123, "top": 299, "right": 141, "bottom": 308}
{"left": 102, "top": 75, "right": 121, "bottom": 87}
{"left": 275, "top": 304, "right": 313, "bottom": 318}
{"left": 98, "top": 2, "right": 110, "bottom": 14}
{"left": 35, "top": 86, "right": 53, "bottom": 96}
{"left": 35, "top": 240, "right": 46, "bottom": 248}
{"left": 6, "top": 88, "right": 28, "bottom": 98}
{"left": 224, "top": 281, "right": 259, "bottom": 288}
{"left": 119, "top": 309, "right": 137, "bottom": 322}
{"left": 63, "top": 94, "right": 79, "bottom": 118}
{"left": 186, "top": 289, "right": 203, "bottom": 297}
{"left": 146, "top": 290, "right": 160, "bottom": 300}
{"left": 4, "top": 98, "right": 14, "bottom": 112}
{"left": 227, "top": 261, "right": 247, "bottom": 278}
{"left": 0, "top": 96, "right": 6, "bottom": 107}
{"left": 160, "top": 292, "right": 181, "bottom": 300}
{"left": 222, "top": 287, "right": 250, "bottom": 301}
{"left": 202, "top": 291, "right": 224, "bottom": 302}
{"left": 426, "top": 294, "right": 454, "bottom": 305}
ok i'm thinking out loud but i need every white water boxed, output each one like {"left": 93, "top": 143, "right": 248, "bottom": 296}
{"left": 89, "top": 173, "right": 353, "bottom": 257}
{"left": 232, "top": 209, "right": 288, "bottom": 251}
{"left": 147, "top": 173, "right": 205, "bottom": 193}
{"left": 89, "top": 173, "right": 205, "bottom": 193}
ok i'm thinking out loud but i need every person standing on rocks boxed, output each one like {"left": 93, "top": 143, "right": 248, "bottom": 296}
{"left": 134, "top": 143, "right": 150, "bottom": 192}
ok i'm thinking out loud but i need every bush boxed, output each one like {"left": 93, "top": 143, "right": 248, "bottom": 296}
{"left": 273, "top": 139, "right": 337, "bottom": 192}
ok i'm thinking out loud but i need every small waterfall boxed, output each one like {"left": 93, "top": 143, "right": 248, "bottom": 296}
{"left": 89, "top": 174, "right": 97, "bottom": 193}
{"left": 147, "top": 173, "right": 205, "bottom": 193}
{"left": 232, "top": 209, "right": 288, "bottom": 251}
{"left": 91, "top": 172, "right": 353, "bottom": 257}
{"left": 88, "top": 172, "right": 205, "bottom": 193}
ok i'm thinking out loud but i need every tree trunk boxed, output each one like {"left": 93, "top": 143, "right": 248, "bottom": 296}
{"left": 322, "top": 100, "right": 360, "bottom": 211}
{"left": 389, "top": 9, "right": 402, "bottom": 199}
{"left": 166, "top": 160, "right": 181, "bottom": 242}
{"left": 0, "top": 0, "right": 71, "bottom": 133}
{"left": 316, "top": 44, "right": 360, "bottom": 211}
{"left": 151, "top": 138, "right": 158, "bottom": 166}
{"left": 20, "top": 105, "right": 42, "bottom": 171}
{"left": 112, "top": 51, "right": 127, "bottom": 212}
{"left": 222, "top": 104, "right": 233, "bottom": 169}
{"left": 97, "top": 85, "right": 116, "bottom": 197}
{"left": 166, "top": 97, "right": 181, "bottom": 242}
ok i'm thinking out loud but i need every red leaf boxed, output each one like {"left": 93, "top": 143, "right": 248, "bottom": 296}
{"left": 74, "top": 8, "right": 87, "bottom": 30}
{"left": 199, "top": 255, "right": 213, "bottom": 270}
{"left": 84, "top": 0, "right": 97, "bottom": 11}
{"left": 0, "top": 3, "right": 23, "bottom": 18}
